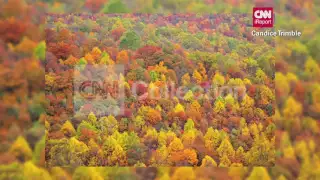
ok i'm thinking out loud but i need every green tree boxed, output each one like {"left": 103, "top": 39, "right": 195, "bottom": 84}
{"left": 0, "top": 163, "right": 24, "bottom": 180}
{"left": 120, "top": 31, "right": 141, "bottom": 50}
{"left": 307, "top": 35, "right": 320, "bottom": 62}
{"left": 33, "top": 136, "right": 45, "bottom": 166}
{"left": 34, "top": 41, "right": 46, "bottom": 61}
{"left": 101, "top": 0, "right": 129, "bottom": 13}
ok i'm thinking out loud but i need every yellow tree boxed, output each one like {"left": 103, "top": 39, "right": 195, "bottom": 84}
{"left": 154, "top": 145, "right": 169, "bottom": 165}
{"left": 87, "top": 112, "right": 97, "bottom": 125}
{"left": 99, "top": 115, "right": 118, "bottom": 135}
{"left": 72, "top": 167, "right": 103, "bottom": 180}
{"left": 204, "top": 127, "right": 221, "bottom": 150}
{"left": 172, "top": 167, "right": 196, "bottom": 180}
{"left": 246, "top": 134, "right": 275, "bottom": 166}
{"left": 225, "top": 94, "right": 239, "bottom": 112}
{"left": 90, "top": 47, "right": 102, "bottom": 62}
{"left": 99, "top": 52, "right": 115, "bottom": 65}
{"left": 190, "top": 100, "right": 201, "bottom": 113}
{"left": 84, "top": 53, "right": 95, "bottom": 64}
{"left": 219, "top": 154, "right": 231, "bottom": 167}
{"left": 247, "top": 167, "right": 271, "bottom": 180}
{"left": 198, "top": 62, "right": 208, "bottom": 81}
{"left": 181, "top": 73, "right": 191, "bottom": 86}
{"left": 212, "top": 71, "right": 225, "bottom": 86}
{"left": 133, "top": 115, "right": 145, "bottom": 130}
{"left": 174, "top": 103, "right": 185, "bottom": 113}
{"left": 103, "top": 136, "right": 117, "bottom": 155}
{"left": 255, "top": 68, "right": 267, "bottom": 84}
{"left": 61, "top": 120, "right": 76, "bottom": 137}
{"left": 259, "top": 85, "right": 275, "bottom": 107}
{"left": 217, "top": 137, "right": 235, "bottom": 158}
{"left": 50, "top": 167, "right": 70, "bottom": 180}
{"left": 116, "top": 50, "right": 129, "bottom": 64}
{"left": 249, "top": 123, "right": 260, "bottom": 138}
{"left": 310, "top": 84, "right": 320, "bottom": 114}
{"left": 154, "top": 61, "right": 168, "bottom": 74}
{"left": 184, "top": 118, "right": 195, "bottom": 132}
{"left": 68, "top": 137, "right": 90, "bottom": 166}
{"left": 228, "top": 78, "right": 244, "bottom": 86}
{"left": 200, "top": 155, "right": 217, "bottom": 167}
{"left": 183, "top": 90, "right": 194, "bottom": 102}
{"left": 192, "top": 69, "right": 203, "bottom": 84}
{"left": 144, "top": 127, "right": 158, "bottom": 142}
{"left": 110, "top": 144, "right": 127, "bottom": 166}
{"left": 213, "top": 97, "right": 226, "bottom": 113}
{"left": 282, "top": 96, "right": 302, "bottom": 129}
{"left": 158, "top": 130, "right": 168, "bottom": 147}
{"left": 23, "top": 161, "right": 51, "bottom": 180}
{"left": 305, "top": 57, "right": 320, "bottom": 80}
{"left": 228, "top": 166, "right": 248, "bottom": 180}
{"left": 181, "top": 130, "right": 196, "bottom": 147}
{"left": 241, "top": 94, "right": 254, "bottom": 108}
{"left": 10, "top": 136, "right": 33, "bottom": 161}
{"left": 235, "top": 146, "right": 246, "bottom": 164}
{"left": 168, "top": 137, "right": 184, "bottom": 153}
{"left": 275, "top": 72, "right": 290, "bottom": 100}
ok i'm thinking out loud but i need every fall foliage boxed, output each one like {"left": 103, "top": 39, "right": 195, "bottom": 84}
{"left": 1, "top": 0, "right": 319, "bottom": 179}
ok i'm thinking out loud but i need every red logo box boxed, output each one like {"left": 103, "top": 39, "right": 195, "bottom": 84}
{"left": 253, "top": 7, "right": 274, "bottom": 28}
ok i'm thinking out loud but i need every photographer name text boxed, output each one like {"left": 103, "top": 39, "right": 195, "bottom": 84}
{"left": 252, "top": 30, "right": 302, "bottom": 37}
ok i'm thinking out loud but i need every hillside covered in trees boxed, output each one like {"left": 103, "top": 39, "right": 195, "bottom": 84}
{"left": 0, "top": 0, "right": 319, "bottom": 179}
{"left": 44, "top": 13, "right": 275, "bottom": 167}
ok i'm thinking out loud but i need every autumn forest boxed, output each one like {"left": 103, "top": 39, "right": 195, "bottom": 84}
{"left": 44, "top": 13, "right": 275, "bottom": 167}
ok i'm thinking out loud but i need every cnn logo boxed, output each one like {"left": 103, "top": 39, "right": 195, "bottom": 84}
{"left": 253, "top": 7, "right": 274, "bottom": 28}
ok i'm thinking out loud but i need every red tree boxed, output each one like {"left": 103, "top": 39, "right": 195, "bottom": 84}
{"left": 0, "top": 18, "right": 27, "bottom": 44}
{"left": 85, "top": 0, "right": 107, "bottom": 13}
{"left": 134, "top": 45, "right": 164, "bottom": 66}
